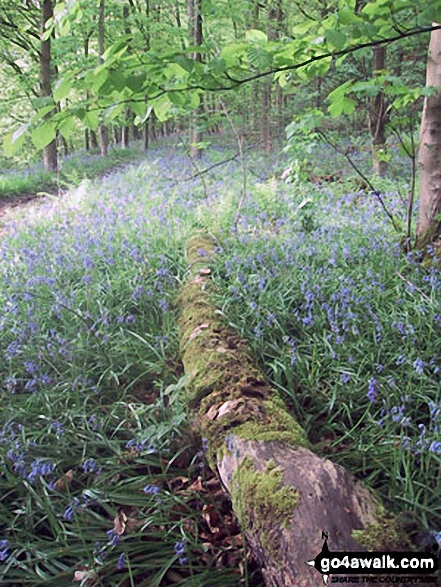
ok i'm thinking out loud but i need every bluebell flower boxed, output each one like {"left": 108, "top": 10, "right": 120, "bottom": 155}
{"left": 106, "top": 529, "right": 121, "bottom": 548}
{"left": 429, "top": 441, "right": 441, "bottom": 454}
{"left": 0, "top": 540, "right": 9, "bottom": 562}
{"left": 117, "top": 552, "right": 126, "bottom": 570}
{"left": 82, "top": 458, "right": 97, "bottom": 473}
{"left": 367, "top": 378, "right": 379, "bottom": 403}
{"left": 143, "top": 484, "right": 160, "bottom": 495}
{"left": 413, "top": 358, "right": 425, "bottom": 375}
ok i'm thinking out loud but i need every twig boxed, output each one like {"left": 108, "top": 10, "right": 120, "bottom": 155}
{"left": 317, "top": 130, "right": 400, "bottom": 232}
{"left": 396, "top": 272, "right": 431, "bottom": 302}
{"left": 219, "top": 100, "right": 247, "bottom": 225}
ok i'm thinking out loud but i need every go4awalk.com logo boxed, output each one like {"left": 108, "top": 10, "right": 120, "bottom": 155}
{"left": 306, "top": 532, "right": 439, "bottom": 585}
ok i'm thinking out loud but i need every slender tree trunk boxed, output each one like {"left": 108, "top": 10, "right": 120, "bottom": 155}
{"left": 369, "top": 46, "right": 388, "bottom": 177}
{"left": 275, "top": 0, "right": 284, "bottom": 138}
{"left": 98, "top": 0, "right": 109, "bottom": 157}
{"left": 417, "top": 24, "right": 441, "bottom": 249}
{"left": 143, "top": 119, "right": 150, "bottom": 150}
{"left": 188, "top": 0, "right": 203, "bottom": 159}
{"left": 84, "top": 34, "right": 92, "bottom": 151}
{"left": 90, "top": 130, "right": 99, "bottom": 149}
{"left": 262, "top": 3, "right": 277, "bottom": 154}
{"left": 40, "top": 0, "right": 58, "bottom": 171}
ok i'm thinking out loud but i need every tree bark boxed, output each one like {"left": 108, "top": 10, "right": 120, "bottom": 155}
{"left": 98, "top": 0, "right": 108, "bottom": 157}
{"left": 39, "top": 0, "right": 58, "bottom": 171}
{"left": 369, "top": 45, "right": 388, "bottom": 177}
{"left": 178, "top": 234, "right": 406, "bottom": 587}
{"left": 417, "top": 24, "right": 441, "bottom": 249}
{"left": 188, "top": 0, "right": 203, "bottom": 159}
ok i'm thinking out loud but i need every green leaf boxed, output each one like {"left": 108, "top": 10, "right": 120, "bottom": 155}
{"left": 328, "top": 80, "right": 354, "bottom": 100}
{"left": 86, "top": 69, "right": 109, "bottom": 93}
{"left": 83, "top": 110, "right": 99, "bottom": 131}
{"left": 168, "top": 92, "right": 186, "bottom": 107}
{"left": 245, "top": 29, "right": 268, "bottom": 44}
{"left": 130, "top": 101, "right": 148, "bottom": 118}
{"left": 326, "top": 29, "right": 347, "bottom": 50}
{"left": 105, "top": 103, "right": 124, "bottom": 120}
{"left": 209, "top": 58, "right": 226, "bottom": 74}
{"left": 292, "top": 21, "right": 316, "bottom": 35}
{"left": 153, "top": 96, "right": 172, "bottom": 122}
{"left": 189, "top": 92, "right": 200, "bottom": 109}
{"left": 328, "top": 96, "right": 357, "bottom": 117}
{"left": 134, "top": 105, "right": 152, "bottom": 125}
{"left": 53, "top": 77, "right": 72, "bottom": 102}
{"left": 247, "top": 46, "right": 272, "bottom": 69}
{"left": 126, "top": 74, "right": 146, "bottom": 94}
{"left": 4, "top": 124, "right": 30, "bottom": 157}
{"left": 31, "top": 105, "right": 55, "bottom": 124}
{"left": 58, "top": 117, "right": 76, "bottom": 140}
{"left": 31, "top": 122, "right": 56, "bottom": 149}
{"left": 220, "top": 43, "right": 247, "bottom": 64}
{"left": 174, "top": 56, "right": 194, "bottom": 73}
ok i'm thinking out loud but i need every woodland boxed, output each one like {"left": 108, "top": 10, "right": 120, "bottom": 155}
{"left": 0, "top": 0, "right": 440, "bottom": 586}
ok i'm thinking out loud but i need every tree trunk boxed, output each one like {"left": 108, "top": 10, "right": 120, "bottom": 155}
{"left": 262, "top": 3, "right": 278, "bottom": 154}
{"left": 143, "top": 119, "right": 150, "bottom": 150}
{"left": 188, "top": 0, "right": 203, "bottom": 159}
{"left": 178, "top": 234, "right": 407, "bottom": 587}
{"left": 90, "top": 130, "right": 99, "bottom": 149}
{"left": 417, "top": 24, "right": 441, "bottom": 249}
{"left": 98, "top": 0, "right": 108, "bottom": 157}
{"left": 369, "top": 46, "right": 388, "bottom": 177}
{"left": 40, "top": 0, "right": 58, "bottom": 171}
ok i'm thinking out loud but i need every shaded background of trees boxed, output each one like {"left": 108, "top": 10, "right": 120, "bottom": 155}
{"left": 1, "top": 0, "right": 440, "bottom": 245}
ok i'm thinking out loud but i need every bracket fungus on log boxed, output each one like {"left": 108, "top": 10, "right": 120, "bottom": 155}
{"left": 178, "top": 233, "right": 403, "bottom": 587}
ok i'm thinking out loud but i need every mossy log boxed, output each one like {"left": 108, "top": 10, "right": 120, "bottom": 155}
{"left": 178, "top": 234, "right": 395, "bottom": 587}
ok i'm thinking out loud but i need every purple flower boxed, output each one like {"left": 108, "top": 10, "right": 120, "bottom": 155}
{"left": 0, "top": 540, "right": 9, "bottom": 562}
{"left": 117, "top": 552, "right": 126, "bottom": 570}
{"left": 429, "top": 441, "right": 441, "bottom": 454}
{"left": 106, "top": 529, "right": 121, "bottom": 548}
{"left": 340, "top": 373, "right": 351, "bottom": 384}
{"left": 367, "top": 377, "right": 379, "bottom": 403}
{"left": 143, "top": 484, "right": 160, "bottom": 495}
{"left": 27, "top": 459, "right": 55, "bottom": 483}
{"left": 82, "top": 458, "right": 97, "bottom": 473}
{"left": 413, "top": 358, "right": 425, "bottom": 375}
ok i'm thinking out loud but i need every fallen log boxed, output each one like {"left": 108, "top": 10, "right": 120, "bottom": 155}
{"left": 178, "top": 233, "right": 407, "bottom": 587}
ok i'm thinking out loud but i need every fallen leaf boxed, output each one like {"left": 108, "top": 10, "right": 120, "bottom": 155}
{"left": 113, "top": 511, "right": 127, "bottom": 535}
{"left": 53, "top": 469, "right": 74, "bottom": 491}
{"left": 217, "top": 399, "right": 243, "bottom": 418}
{"left": 206, "top": 405, "right": 218, "bottom": 420}
{"left": 188, "top": 476, "right": 205, "bottom": 492}
{"left": 188, "top": 323, "right": 209, "bottom": 341}
{"left": 74, "top": 568, "right": 96, "bottom": 582}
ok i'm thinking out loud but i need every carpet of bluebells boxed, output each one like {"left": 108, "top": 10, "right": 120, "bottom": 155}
{"left": 0, "top": 147, "right": 250, "bottom": 586}
{"left": 0, "top": 142, "right": 440, "bottom": 585}
{"left": 210, "top": 164, "right": 441, "bottom": 546}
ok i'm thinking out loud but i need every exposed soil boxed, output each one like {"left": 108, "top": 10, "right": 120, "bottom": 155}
{"left": 0, "top": 193, "right": 46, "bottom": 218}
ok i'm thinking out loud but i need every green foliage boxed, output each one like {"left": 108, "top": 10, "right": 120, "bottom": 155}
{"left": 2, "top": 0, "right": 439, "bottom": 156}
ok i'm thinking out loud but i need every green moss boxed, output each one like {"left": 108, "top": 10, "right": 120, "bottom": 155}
{"left": 232, "top": 397, "right": 309, "bottom": 448}
{"left": 352, "top": 514, "right": 412, "bottom": 551}
{"left": 186, "top": 234, "right": 217, "bottom": 270}
{"left": 229, "top": 456, "right": 299, "bottom": 561}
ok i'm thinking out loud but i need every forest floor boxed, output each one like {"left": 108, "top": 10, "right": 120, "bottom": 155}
{"left": 0, "top": 142, "right": 439, "bottom": 586}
